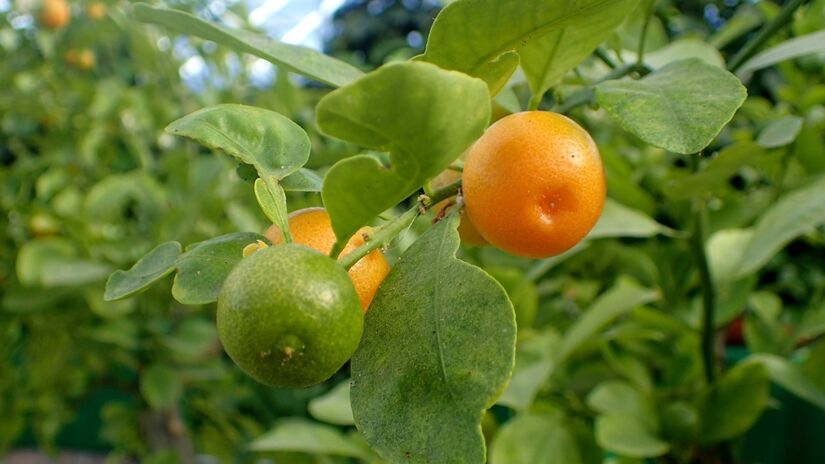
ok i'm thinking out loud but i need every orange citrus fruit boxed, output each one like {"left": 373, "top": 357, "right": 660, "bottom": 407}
{"left": 39, "top": 0, "right": 70, "bottom": 29}
{"left": 463, "top": 111, "right": 605, "bottom": 258}
{"left": 265, "top": 208, "right": 389, "bottom": 312}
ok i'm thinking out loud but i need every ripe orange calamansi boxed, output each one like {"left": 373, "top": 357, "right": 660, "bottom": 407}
{"left": 265, "top": 208, "right": 389, "bottom": 312}
{"left": 463, "top": 111, "right": 605, "bottom": 258}
{"left": 39, "top": 0, "right": 70, "bottom": 29}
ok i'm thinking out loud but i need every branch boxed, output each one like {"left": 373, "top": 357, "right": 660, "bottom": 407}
{"left": 728, "top": 0, "right": 808, "bottom": 73}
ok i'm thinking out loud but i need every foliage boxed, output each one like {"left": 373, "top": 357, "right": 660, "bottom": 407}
{"left": 2, "top": 0, "right": 825, "bottom": 463}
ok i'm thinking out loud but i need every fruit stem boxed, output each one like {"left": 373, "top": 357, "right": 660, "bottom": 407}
{"left": 337, "top": 179, "right": 463, "bottom": 271}
{"left": 593, "top": 47, "right": 618, "bottom": 70}
{"left": 690, "top": 153, "right": 717, "bottom": 385}
{"left": 727, "top": 0, "right": 807, "bottom": 73}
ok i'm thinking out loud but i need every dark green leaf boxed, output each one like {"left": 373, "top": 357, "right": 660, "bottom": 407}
{"left": 350, "top": 215, "right": 516, "bottom": 463}
{"left": 318, "top": 62, "right": 489, "bottom": 243}
{"left": 172, "top": 232, "right": 263, "bottom": 305}
{"left": 596, "top": 58, "right": 747, "bottom": 154}
{"left": 698, "top": 360, "right": 769, "bottom": 443}
{"left": 105, "top": 242, "right": 182, "bottom": 301}
{"left": 421, "top": 0, "right": 640, "bottom": 94}
{"left": 133, "top": 4, "right": 363, "bottom": 87}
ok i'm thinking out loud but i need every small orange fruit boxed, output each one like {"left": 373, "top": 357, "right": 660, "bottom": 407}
{"left": 39, "top": 0, "right": 70, "bottom": 29}
{"left": 429, "top": 169, "right": 487, "bottom": 247}
{"left": 463, "top": 111, "right": 605, "bottom": 258}
{"left": 75, "top": 48, "right": 95, "bottom": 70}
{"left": 86, "top": 2, "right": 106, "bottom": 20}
{"left": 264, "top": 208, "right": 389, "bottom": 312}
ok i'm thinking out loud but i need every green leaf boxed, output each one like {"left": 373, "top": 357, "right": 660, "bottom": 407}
{"left": 254, "top": 178, "right": 289, "bottom": 241}
{"left": 133, "top": 4, "right": 362, "bottom": 87}
{"left": 756, "top": 115, "right": 804, "bottom": 148}
{"left": 172, "top": 232, "right": 263, "bottom": 305}
{"left": 105, "top": 242, "right": 182, "bottom": 301}
{"left": 750, "top": 354, "right": 825, "bottom": 412}
{"left": 497, "top": 330, "right": 560, "bottom": 410}
{"left": 737, "top": 174, "right": 825, "bottom": 277}
{"left": 595, "top": 58, "right": 747, "bottom": 154}
{"left": 738, "top": 30, "right": 825, "bottom": 78}
{"left": 17, "top": 239, "right": 111, "bottom": 288}
{"left": 489, "top": 413, "right": 582, "bottom": 464}
{"left": 350, "top": 215, "right": 516, "bottom": 464}
{"left": 318, "top": 62, "right": 489, "bottom": 244}
{"left": 644, "top": 38, "right": 725, "bottom": 69}
{"left": 556, "top": 279, "right": 658, "bottom": 364}
{"left": 664, "top": 142, "right": 761, "bottom": 200}
{"left": 140, "top": 364, "right": 182, "bottom": 410}
{"left": 588, "top": 199, "right": 673, "bottom": 239}
{"left": 698, "top": 360, "right": 770, "bottom": 443}
{"left": 421, "top": 0, "right": 640, "bottom": 94}
{"left": 595, "top": 414, "right": 669, "bottom": 458}
{"left": 282, "top": 168, "right": 323, "bottom": 192}
{"left": 248, "top": 418, "right": 371, "bottom": 459}
{"left": 308, "top": 381, "right": 354, "bottom": 426}
{"left": 706, "top": 229, "right": 753, "bottom": 285}
{"left": 166, "top": 104, "right": 309, "bottom": 180}
{"left": 587, "top": 381, "right": 657, "bottom": 431}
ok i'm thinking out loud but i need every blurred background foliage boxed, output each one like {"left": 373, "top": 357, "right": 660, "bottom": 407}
{"left": 1, "top": 0, "right": 824, "bottom": 463}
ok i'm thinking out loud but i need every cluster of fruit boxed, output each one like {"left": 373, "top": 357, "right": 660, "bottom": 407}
{"left": 217, "top": 111, "right": 606, "bottom": 388}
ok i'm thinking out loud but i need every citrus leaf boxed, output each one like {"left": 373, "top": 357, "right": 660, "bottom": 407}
{"left": 587, "top": 381, "right": 657, "bottom": 430}
{"left": 556, "top": 278, "right": 658, "bottom": 365}
{"left": 737, "top": 174, "right": 825, "bottom": 277}
{"left": 105, "top": 242, "right": 182, "bottom": 301}
{"left": 248, "top": 418, "right": 371, "bottom": 459}
{"left": 254, "top": 178, "right": 289, "bottom": 241}
{"left": 489, "top": 413, "right": 582, "bottom": 464}
{"left": 172, "top": 232, "right": 264, "bottom": 305}
{"left": 350, "top": 214, "right": 516, "bottom": 464}
{"left": 133, "top": 3, "right": 362, "bottom": 87}
{"left": 318, "top": 62, "right": 489, "bottom": 244}
{"left": 738, "top": 30, "right": 825, "bottom": 78}
{"left": 595, "top": 414, "right": 669, "bottom": 458}
{"left": 698, "top": 360, "right": 769, "bottom": 443}
{"left": 309, "top": 380, "right": 354, "bottom": 426}
{"left": 750, "top": 353, "right": 825, "bottom": 412}
{"left": 595, "top": 58, "right": 747, "bottom": 154}
{"left": 496, "top": 330, "right": 559, "bottom": 410}
{"left": 664, "top": 142, "right": 761, "bottom": 200}
{"left": 166, "top": 104, "right": 309, "bottom": 180}
{"left": 588, "top": 199, "right": 673, "bottom": 239}
{"left": 644, "top": 38, "right": 725, "bottom": 69}
{"left": 282, "top": 168, "right": 323, "bottom": 192}
{"left": 756, "top": 115, "right": 804, "bottom": 148}
{"left": 421, "top": 0, "right": 640, "bottom": 94}
{"left": 141, "top": 364, "right": 182, "bottom": 410}
{"left": 706, "top": 229, "right": 753, "bottom": 285}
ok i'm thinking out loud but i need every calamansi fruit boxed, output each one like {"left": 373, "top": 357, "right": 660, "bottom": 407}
{"left": 463, "top": 111, "right": 605, "bottom": 258}
{"left": 75, "top": 49, "right": 96, "bottom": 71}
{"left": 39, "top": 0, "right": 70, "bottom": 29}
{"left": 86, "top": 2, "right": 105, "bottom": 20}
{"left": 264, "top": 208, "right": 389, "bottom": 312}
{"left": 217, "top": 244, "right": 363, "bottom": 388}
{"left": 428, "top": 169, "right": 487, "bottom": 247}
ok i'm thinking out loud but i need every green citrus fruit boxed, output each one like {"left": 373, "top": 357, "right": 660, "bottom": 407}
{"left": 217, "top": 244, "right": 363, "bottom": 388}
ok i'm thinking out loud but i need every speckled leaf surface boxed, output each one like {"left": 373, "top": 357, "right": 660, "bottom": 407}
{"left": 421, "top": 0, "right": 640, "bottom": 94}
{"left": 596, "top": 58, "right": 746, "bottom": 154}
{"left": 350, "top": 215, "right": 516, "bottom": 463}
